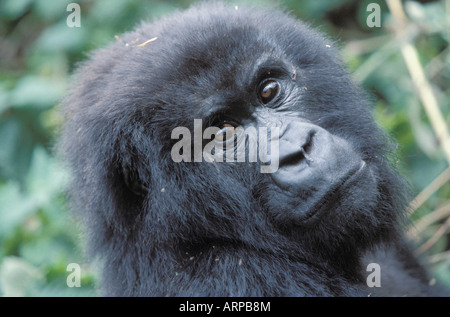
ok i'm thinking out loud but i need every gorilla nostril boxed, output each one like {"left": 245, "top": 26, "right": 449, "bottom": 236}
{"left": 300, "top": 147, "right": 312, "bottom": 164}
{"left": 280, "top": 148, "right": 306, "bottom": 167}
{"left": 301, "top": 130, "right": 315, "bottom": 163}
{"left": 304, "top": 130, "right": 315, "bottom": 153}
{"left": 278, "top": 129, "right": 316, "bottom": 167}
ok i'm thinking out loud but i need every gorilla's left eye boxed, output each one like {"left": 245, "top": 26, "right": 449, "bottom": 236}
{"left": 258, "top": 80, "right": 280, "bottom": 104}
{"left": 215, "top": 123, "right": 236, "bottom": 143}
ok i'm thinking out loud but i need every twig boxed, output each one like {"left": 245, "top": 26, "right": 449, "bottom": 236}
{"left": 408, "top": 201, "right": 450, "bottom": 240}
{"left": 343, "top": 34, "right": 392, "bottom": 56}
{"left": 425, "top": 250, "right": 450, "bottom": 264}
{"left": 408, "top": 166, "right": 450, "bottom": 213}
{"left": 136, "top": 37, "right": 158, "bottom": 47}
{"left": 415, "top": 217, "right": 450, "bottom": 255}
{"left": 447, "top": 0, "right": 450, "bottom": 44}
{"left": 386, "top": 0, "right": 450, "bottom": 165}
{"left": 350, "top": 39, "right": 397, "bottom": 83}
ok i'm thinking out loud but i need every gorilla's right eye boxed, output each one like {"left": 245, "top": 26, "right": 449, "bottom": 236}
{"left": 258, "top": 80, "right": 280, "bottom": 104}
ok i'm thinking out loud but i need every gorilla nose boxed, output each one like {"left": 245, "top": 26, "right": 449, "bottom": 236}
{"left": 270, "top": 120, "right": 364, "bottom": 201}
{"left": 277, "top": 122, "right": 317, "bottom": 168}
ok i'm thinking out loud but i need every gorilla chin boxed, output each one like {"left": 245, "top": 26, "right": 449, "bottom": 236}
{"left": 59, "top": 2, "right": 449, "bottom": 296}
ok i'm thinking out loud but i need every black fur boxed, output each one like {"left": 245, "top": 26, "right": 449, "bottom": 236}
{"left": 59, "top": 2, "right": 445, "bottom": 296}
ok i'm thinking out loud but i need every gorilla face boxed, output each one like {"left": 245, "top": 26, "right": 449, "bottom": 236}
{"left": 60, "top": 3, "right": 412, "bottom": 296}
{"left": 134, "top": 6, "right": 387, "bottom": 240}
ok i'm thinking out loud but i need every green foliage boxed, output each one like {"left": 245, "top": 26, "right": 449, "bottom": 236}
{"left": 0, "top": 0, "right": 448, "bottom": 296}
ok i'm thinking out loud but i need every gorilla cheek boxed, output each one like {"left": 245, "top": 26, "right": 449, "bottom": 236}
{"left": 269, "top": 122, "right": 370, "bottom": 224}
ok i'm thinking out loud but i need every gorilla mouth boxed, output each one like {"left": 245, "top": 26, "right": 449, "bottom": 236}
{"left": 297, "top": 160, "right": 367, "bottom": 223}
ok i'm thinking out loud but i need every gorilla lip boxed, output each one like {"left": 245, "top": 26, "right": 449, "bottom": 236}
{"left": 298, "top": 160, "right": 367, "bottom": 223}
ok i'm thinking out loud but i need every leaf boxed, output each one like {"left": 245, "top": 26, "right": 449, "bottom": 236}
{"left": 0, "top": 117, "right": 33, "bottom": 181}
{"left": 9, "top": 75, "right": 66, "bottom": 109}
{"left": 34, "top": 21, "right": 87, "bottom": 54}
{"left": 0, "top": 146, "right": 68, "bottom": 240}
{"left": 0, "top": 182, "right": 36, "bottom": 240}
{"left": 0, "top": 0, "right": 32, "bottom": 19}
{"left": 33, "top": 0, "right": 72, "bottom": 21}
{"left": 0, "top": 256, "right": 44, "bottom": 297}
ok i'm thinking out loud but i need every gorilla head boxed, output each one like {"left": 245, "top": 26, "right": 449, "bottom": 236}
{"left": 60, "top": 3, "right": 438, "bottom": 296}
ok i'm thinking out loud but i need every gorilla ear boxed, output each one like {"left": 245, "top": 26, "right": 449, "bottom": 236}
{"left": 122, "top": 164, "right": 149, "bottom": 197}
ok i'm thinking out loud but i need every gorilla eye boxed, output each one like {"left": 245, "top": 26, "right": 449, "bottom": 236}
{"left": 259, "top": 80, "right": 280, "bottom": 104}
{"left": 215, "top": 123, "right": 236, "bottom": 143}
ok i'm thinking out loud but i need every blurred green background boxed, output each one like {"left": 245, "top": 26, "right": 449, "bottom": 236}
{"left": 0, "top": 0, "right": 449, "bottom": 296}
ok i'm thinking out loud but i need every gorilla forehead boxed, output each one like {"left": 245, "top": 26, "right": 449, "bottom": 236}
{"left": 127, "top": 4, "right": 339, "bottom": 99}
{"left": 101, "top": 3, "right": 373, "bottom": 155}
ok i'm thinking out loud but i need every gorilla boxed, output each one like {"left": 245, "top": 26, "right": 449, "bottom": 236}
{"left": 59, "top": 2, "right": 446, "bottom": 296}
